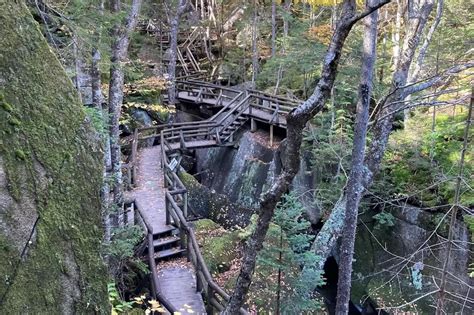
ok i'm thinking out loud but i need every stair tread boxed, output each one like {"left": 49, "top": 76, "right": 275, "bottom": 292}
{"left": 152, "top": 235, "right": 180, "bottom": 248}
{"left": 153, "top": 225, "right": 178, "bottom": 237}
{"left": 155, "top": 247, "right": 186, "bottom": 259}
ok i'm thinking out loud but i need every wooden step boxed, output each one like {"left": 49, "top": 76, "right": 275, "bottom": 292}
{"left": 155, "top": 247, "right": 186, "bottom": 261}
{"left": 153, "top": 235, "right": 181, "bottom": 250}
{"left": 153, "top": 225, "right": 178, "bottom": 239}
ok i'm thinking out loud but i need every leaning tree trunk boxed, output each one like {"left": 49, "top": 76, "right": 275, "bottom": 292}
{"left": 335, "top": 0, "right": 379, "bottom": 312}
{"left": 108, "top": 0, "right": 143, "bottom": 222}
{"left": 222, "top": 1, "right": 390, "bottom": 313}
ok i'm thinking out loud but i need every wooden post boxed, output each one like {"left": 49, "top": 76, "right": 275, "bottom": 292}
{"left": 184, "top": 192, "right": 188, "bottom": 219}
{"left": 270, "top": 125, "right": 274, "bottom": 146}
{"left": 165, "top": 197, "right": 171, "bottom": 225}
{"left": 196, "top": 267, "right": 202, "bottom": 292}
{"left": 251, "top": 118, "right": 257, "bottom": 132}
{"left": 179, "top": 226, "right": 186, "bottom": 250}
{"left": 206, "top": 284, "right": 214, "bottom": 314}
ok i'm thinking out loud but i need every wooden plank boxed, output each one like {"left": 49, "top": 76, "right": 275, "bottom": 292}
{"left": 157, "top": 267, "right": 206, "bottom": 314}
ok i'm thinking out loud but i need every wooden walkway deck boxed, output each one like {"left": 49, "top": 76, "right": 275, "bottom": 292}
{"left": 128, "top": 146, "right": 206, "bottom": 313}
{"left": 157, "top": 267, "right": 206, "bottom": 314}
{"left": 177, "top": 91, "right": 288, "bottom": 127}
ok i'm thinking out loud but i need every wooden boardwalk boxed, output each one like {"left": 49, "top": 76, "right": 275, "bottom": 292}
{"left": 128, "top": 146, "right": 206, "bottom": 313}
{"left": 177, "top": 90, "right": 288, "bottom": 127}
{"left": 157, "top": 267, "right": 207, "bottom": 314}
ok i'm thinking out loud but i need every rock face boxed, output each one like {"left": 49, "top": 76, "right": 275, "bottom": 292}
{"left": 195, "top": 129, "right": 321, "bottom": 223}
{"left": 0, "top": 2, "right": 108, "bottom": 313}
{"left": 352, "top": 207, "right": 473, "bottom": 312}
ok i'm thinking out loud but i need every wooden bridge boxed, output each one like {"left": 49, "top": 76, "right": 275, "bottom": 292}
{"left": 124, "top": 14, "right": 301, "bottom": 313}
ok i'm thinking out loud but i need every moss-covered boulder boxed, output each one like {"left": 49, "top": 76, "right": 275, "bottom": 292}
{"left": 194, "top": 219, "right": 242, "bottom": 274}
{"left": 0, "top": 1, "right": 108, "bottom": 313}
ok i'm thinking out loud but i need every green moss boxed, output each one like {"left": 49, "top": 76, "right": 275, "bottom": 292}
{"left": 14, "top": 149, "right": 26, "bottom": 160}
{"left": 1, "top": 100, "right": 13, "bottom": 112}
{"left": 0, "top": 1, "right": 107, "bottom": 313}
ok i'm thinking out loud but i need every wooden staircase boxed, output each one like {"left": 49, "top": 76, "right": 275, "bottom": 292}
{"left": 146, "top": 227, "right": 186, "bottom": 263}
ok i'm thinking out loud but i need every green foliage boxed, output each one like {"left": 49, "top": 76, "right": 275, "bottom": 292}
{"left": 464, "top": 214, "right": 474, "bottom": 260}
{"left": 377, "top": 111, "right": 473, "bottom": 207}
{"left": 108, "top": 282, "right": 135, "bottom": 313}
{"left": 256, "top": 193, "right": 324, "bottom": 313}
{"left": 84, "top": 106, "right": 107, "bottom": 135}
{"left": 304, "top": 109, "right": 354, "bottom": 214}
{"left": 373, "top": 211, "right": 396, "bottom": 229}
{"left": 107, "top": 225, "right": 144, "bottom": 260}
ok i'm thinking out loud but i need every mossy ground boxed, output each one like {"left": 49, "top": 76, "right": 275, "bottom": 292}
{"left": 0, "top": 1, "right": 107, "bottom": 313}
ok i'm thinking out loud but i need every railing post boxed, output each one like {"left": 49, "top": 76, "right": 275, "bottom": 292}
{"left": 196, "top": 266, "right": 202, "bottom": 292}
{"left": 270, "top": 125, "right": 274, "bottom": 147}
{"left": 184, "top": 192, "right": 188, "bottom": 219}
{"left": 215, "top": 129, "right": 221, "bottom": 145}
{"left": 206, "top": 284, "right": 214, "bottom": 314}
{"left": 180, "top": 130, "right": 186, "bottom": 150}
{"left": 179, "top": 223, "right": 186, "bottom": 250}
{"left": 251, "top": 118, "right": 257, "bottom": 132}
{"left": 165, "top": 196, "right": 171, "bottom": 226}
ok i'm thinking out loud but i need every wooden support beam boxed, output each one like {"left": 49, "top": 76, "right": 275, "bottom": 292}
{"left": 270, "top": 124, "right": 274, "bottom": 147}
{"left": 251, "top": 118, "right": 257, "bottom": 132}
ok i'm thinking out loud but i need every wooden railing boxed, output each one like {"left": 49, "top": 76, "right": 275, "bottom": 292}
{"left": 160, "top": 132, "right": 248, "bottom": 314}
{"left": 176, "top": 79, "right": 299, "bottom": 126}
{"left": 127, "top": 201, "right": 179, "bottom": 314}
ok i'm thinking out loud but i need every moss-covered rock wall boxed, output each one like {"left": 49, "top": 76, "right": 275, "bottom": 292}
{"left": 0, "top": 1, "right": 108, "bottom": 313}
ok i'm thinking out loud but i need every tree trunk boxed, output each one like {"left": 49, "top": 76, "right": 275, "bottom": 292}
{"left": 167, "top": 0, "right": 187, "bottom": 105}
{"left": 409, "top": 0, "right": 444, "bottom": 83}
{"left": 222, "top": 1, "right": 390, "bottom": 313}
{"left": 335, "top": 0, "right": 379, "bottom": 312}
{"left": 251, "top": 1, "right": 259, "bottom": 84}
{"left": 366, "top": 0, "right": 434, "bottom": 174}
{"left": 271, "top": 0, "right": 276, "bottom": 58}
{"left": 108, "top": 0, "right": 143, "bottom": 219}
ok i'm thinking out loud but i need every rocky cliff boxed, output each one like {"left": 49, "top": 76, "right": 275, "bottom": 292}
{"left": 0, "top": 1, "right": 108, "bottom": 313}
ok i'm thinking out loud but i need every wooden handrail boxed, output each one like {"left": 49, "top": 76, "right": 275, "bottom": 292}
{"left": 164, "top": 190, "right": 247, "bottom": 315}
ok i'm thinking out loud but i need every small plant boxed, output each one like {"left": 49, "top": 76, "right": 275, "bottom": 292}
{"left": 108, "top": 282, "right": 135, "bottom": 314}
{"left": 373, "top": 211, "right": 396, "bottom": 229}
{"left": 108, "top": 282, "right": 165, "bottom": 314}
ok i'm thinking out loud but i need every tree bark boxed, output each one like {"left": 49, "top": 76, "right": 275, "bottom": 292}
{"left": 251, "top": 0, "right": 259, "bottom": 84}
{"left": 167, "top": 0, "right": 187, "bottom": 105}
{"left": 222, "top": 1, "right": 391, "bottom": 313}
{"left": 366, "top": 0, "right": 434, "bottom": 173}
{"left": 409, "top": 0, "right": 444, "bottom": 83}
{"left": 108, "top": 0, "right": 143, "bottom": 215}
{"left": 271, "top": 0, "right": 276, "bottom": 58}
{"left": 335, "top": 0, "right": 379, "bottom": 312}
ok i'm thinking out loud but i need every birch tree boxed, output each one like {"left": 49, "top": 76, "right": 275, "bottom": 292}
{"left": 167, "top": 0, "right": 187, "bottom": 105}
{"left": 335, "top": 0, "right": 379, "bottom": 312}
{"left": 108, "top": 0, "right": 143, "bottom": 218}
